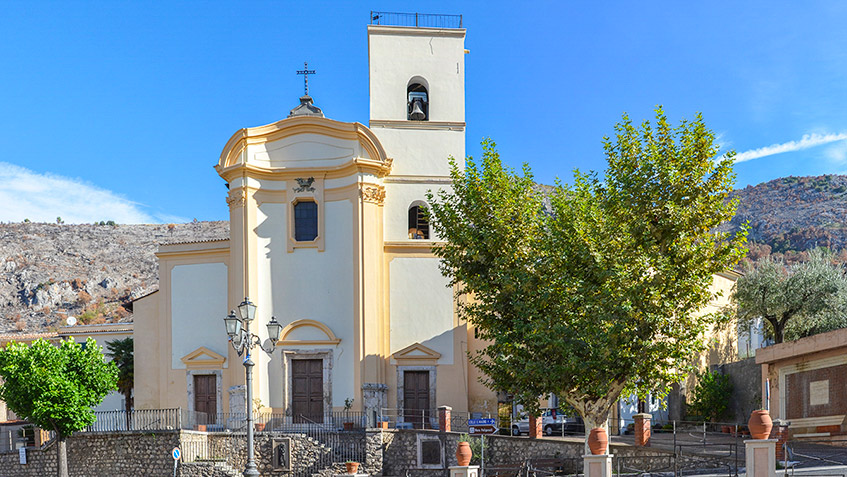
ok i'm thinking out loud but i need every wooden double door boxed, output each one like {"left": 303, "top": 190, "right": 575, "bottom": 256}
{"left": 292, "top": 359, "right": 324, "bottom": 423}
{"left": 403, "top": 370, "right": 431, "bottom": 428}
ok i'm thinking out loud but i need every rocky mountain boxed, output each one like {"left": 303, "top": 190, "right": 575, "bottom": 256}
{"left": 3, "top": 174, "right": 847, "bottom": 334}
{"left": 0, "top": 222, "right": 228, "bottom": 334}
{"left": 728, "top": 175, "right": 847, "bottom": 264}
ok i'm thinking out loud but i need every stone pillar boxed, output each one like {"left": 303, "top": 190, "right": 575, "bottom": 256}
{"left": 583, "top": 454, "right": 612, "bottom": 477}
{"left": 745, "top": 439, "right": 777, "bottom": 477}
{"left": 228, "top": 385, "right": 247, "bottom": 429}
{"left": 529, "top": 415, "right": 542, "bottom": 439}
{"left": 770, "top": 420, "right": 790, "bottom": 462}
{"left": 449, "top": 465, "right": 479, "bottom": 477}
{"left": 439, "top": 406, "right": 452, "bottom": 432}
{"left": 362, "top": 383, "right": 387, "bottom": 427}
{"left": 633, "top": 413, "right": 651, "bottom": 447}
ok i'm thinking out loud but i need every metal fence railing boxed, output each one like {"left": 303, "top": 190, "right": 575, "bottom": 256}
{"left": 370, "top": 11, "right": 463, "bottom": 29}
{"left": 84, "top": 408, "right": 183, "bottom": 432}
{"left": 84, "top": 409, "right": 369, "bottom": 433}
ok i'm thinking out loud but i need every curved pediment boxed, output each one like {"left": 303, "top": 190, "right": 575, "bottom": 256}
{"left": 279, "top": 319, "right": 341, "bottom": 346}
{"left": 216, "top": 116, "right": 391, "bottom": 180}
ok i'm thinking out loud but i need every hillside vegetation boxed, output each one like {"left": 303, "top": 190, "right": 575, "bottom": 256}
{"left": 2, "top": 174, "right": 847, "bottom": 333}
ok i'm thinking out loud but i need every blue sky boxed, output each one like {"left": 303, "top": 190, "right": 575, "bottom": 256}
{"left": 2, "top": 1, "right": 847, "bottom": 223}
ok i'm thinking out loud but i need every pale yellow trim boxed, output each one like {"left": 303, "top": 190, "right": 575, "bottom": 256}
{"left": 384, "top": 241, "right": 442, "bottom": 255}
{"left": 219, "top": 157, "right": 394, "bottom": 183}
{"left": 383, "top": 176, "right": 452, "bottom": 185}
{"left": 181, "top": 346, "right": 226, "bottom": 369}
{"left": 368, "top": 120, "right": 465, "bottom": 131}
{"left": 393, "top": 342, "right": 442, "bottom": 361}
{"left": 325, "top": 182, "right": 359, "bottom": 201}
{"left": 279, "top": 319, "right": 341, "bottom": 344}
{"left": 157, "top": 241, "right": 230, "bottom": 258}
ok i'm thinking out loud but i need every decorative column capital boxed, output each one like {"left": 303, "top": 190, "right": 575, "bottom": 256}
{"left": 226, "top": 188, "right": 248, "bottom": 209}
{"left": 360, "top": 184, "right": 386, "bottom": 205}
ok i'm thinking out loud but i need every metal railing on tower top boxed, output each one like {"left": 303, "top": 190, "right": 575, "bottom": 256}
{"left": 369, "top": 11, "right": 463, "bottom": 29}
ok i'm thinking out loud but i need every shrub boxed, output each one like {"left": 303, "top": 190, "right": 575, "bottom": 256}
{"left": 687, "top": 370, "right": 733, "bottom": 422}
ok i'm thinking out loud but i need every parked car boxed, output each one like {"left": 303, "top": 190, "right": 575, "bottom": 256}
{"left": 511, "top": 409, "right": 585, "bottom": 436}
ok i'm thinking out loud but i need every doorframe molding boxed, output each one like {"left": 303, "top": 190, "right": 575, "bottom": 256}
{"left": 396, "top": 365, "right": 437, "bottom": 424}
{"left": 282, "top": 349, "right": 333, "bottom": 416}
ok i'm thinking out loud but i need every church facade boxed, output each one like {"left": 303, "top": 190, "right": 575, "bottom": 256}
{"left": 133, "top": 19, "right": 744, "bottom": 427}
{"left": 133, "top": 22, "right": 492, "bottom": 423}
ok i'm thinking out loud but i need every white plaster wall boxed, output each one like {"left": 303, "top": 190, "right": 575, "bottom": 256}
{"left": 374, "top": 128, "right": 464, "bottom": 177}
{"left": 383, "top": 183, "right": 451, "bottom": 241}
{"left": 389, "top": 257, "right": 454, "bottom": 364}
{"left": 246, "top": 134, "right": 364, "bottom": 169}
{"left": 369, "top": 29, "right": 466, "bottom": 122}
{"left": 255, "top": 200, "right": 355, "bottom": 409}
{"left": 171, "top": 263, "right": 229, "bottom": 369}
{"left": 69, "top": 333, "right": 132, "bottom": 411}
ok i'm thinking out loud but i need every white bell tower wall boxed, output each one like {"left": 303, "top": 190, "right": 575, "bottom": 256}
{"left": 367, "top": 25, "right": 466, "bottom": 178}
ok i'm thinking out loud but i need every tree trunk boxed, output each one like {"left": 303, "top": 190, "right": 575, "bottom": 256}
{"left": 57, "top": 435, "right": 68, "bottom": 477}
{"left": 569, "top": 380, "right": 627, "bottom": 455}
{"left": 124, "top": 392, "right": 133, "bottom": 430}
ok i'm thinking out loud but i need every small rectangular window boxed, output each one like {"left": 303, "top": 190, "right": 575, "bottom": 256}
{"left": 294, "top": 201, "right": 318, "bottom": 241}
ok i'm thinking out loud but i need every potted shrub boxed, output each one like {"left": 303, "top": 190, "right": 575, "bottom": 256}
{"left": 343, "top": 398, "right": 355, "bottom": 430}
{"left": 345, "top": 461, "right": 360, "bottom": 474}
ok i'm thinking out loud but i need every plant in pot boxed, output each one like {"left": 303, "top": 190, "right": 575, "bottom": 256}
{"left": 457, "top": 433, "right": 481, "bottom": 466}
{"left": 345, "top": 461, "right": 360, "bottom": 474}
{"left": 343, "top": 398, "right": 355, "bottom": 430}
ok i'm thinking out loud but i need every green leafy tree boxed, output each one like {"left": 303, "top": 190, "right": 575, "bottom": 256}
{"left": 734, "top": 248, "right": 846, "bottom": 344}
{"left": 427, "top": 108, "right": 747, "bottom": 439}
{"left": 0, "top": 338, "right": 117, "bottom": 477}
{"left": 686, "top": 370, "right": 733, "bottom": 422}
{"left": 105, "top": 337, "right": 133, "bottom": 418}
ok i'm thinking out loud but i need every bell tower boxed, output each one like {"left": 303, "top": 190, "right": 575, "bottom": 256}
{"left": 367, "top": 14, "right": 466, "bottom": 180}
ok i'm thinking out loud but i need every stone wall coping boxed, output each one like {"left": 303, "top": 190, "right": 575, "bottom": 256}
{"left": 755, "top": 327, "right": 847, "bottom": 364}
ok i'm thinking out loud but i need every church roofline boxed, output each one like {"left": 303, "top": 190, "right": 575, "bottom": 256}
{"left": 215, "top": 116, "right": 392, "bottom": 180}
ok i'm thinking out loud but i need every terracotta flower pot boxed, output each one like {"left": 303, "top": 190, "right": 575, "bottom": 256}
{"left": 345, "top": 462, "right": 359, "bottom": 474}
{"left": 343, "top": 422, "right": 354, "bottom": 431}
{"left": 748, "top": 410, "right": 773, "bottom": 439}
{"left": 588, "top": 427, "right": 608, "bottom": 455}
{"left": 456, "top": 441, "right": 472, "bottom": 466}
{"left": 378, "top": 421, "right": 389, "bottom": 429}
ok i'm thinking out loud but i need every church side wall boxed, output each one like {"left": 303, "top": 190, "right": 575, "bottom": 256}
{"left": 133, "top": 293, "right": 161, "bottom": 409}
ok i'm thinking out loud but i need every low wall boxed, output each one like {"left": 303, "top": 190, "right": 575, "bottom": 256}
{"left": 0, "top": 431, "right": 182, "bottom": 477}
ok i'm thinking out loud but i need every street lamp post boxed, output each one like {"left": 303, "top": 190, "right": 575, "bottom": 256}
{"left": 224, "top": 297, "right": 283, "bottom": 477}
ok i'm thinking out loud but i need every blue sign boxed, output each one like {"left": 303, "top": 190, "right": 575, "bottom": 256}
{"left": 172, "top": 447, "right": 181, "bottom": 460}
{"left": 468, "top": 418, "right": 495, "bottom": 426}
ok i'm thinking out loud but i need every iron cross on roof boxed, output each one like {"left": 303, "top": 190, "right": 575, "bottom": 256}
{"left": 296, "top": 62, "right": 316, "bottom": 96}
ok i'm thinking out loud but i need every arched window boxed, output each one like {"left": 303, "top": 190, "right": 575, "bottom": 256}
{"left": 294, "top": 201, "right": 318, "bottom": 241}
{"left": 407, "top": 83, "right": 428, "bottom": 121}
{"left": 408, "top": 204, "right": 429, "bottom": 239}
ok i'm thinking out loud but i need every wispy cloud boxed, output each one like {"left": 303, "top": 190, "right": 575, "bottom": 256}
{"left": 0, "top": 162, "right": 183, "bottom": 224}
{"left": 734, "top": 133, "right": 847, "bottom": 163}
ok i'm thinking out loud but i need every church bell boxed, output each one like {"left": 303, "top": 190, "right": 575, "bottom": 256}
{"left": 409, "top": 97, "right": 426, "bottom": 120}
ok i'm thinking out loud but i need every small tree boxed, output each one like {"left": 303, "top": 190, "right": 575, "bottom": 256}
{"left": 686, "top": 370, "right": 733, "bottom": 422}
{"left": 428, "top": 108, "right": 747, "bottom": 441}
{"left": 734, "top": 249, "right": 846, "bottom": 344}
{"left": 0, "top": 338, "right": 117, "bottom": 477}
{"left": 105, "top": 337, "right": 134, "bottom": 419}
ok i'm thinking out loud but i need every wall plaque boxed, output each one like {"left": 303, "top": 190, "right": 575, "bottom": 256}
{"left": 273, "top": 437, "right": 291, "bottom": 471}
{"left": 809, "top": 380, "right": 829, "bottom": 406}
